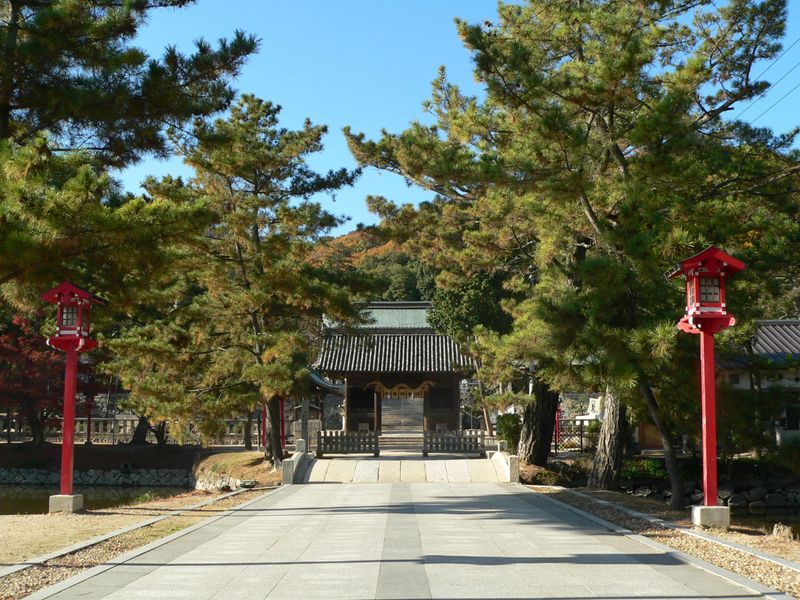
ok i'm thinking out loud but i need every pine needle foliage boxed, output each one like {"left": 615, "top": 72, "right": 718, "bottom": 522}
{"left": 346, "top": 0, "right": 800, "bottom": 504}
{"left": 108, "top": 96, "right": 373, "bottom": 460}
{"left": 0, "top": 0, "right": 257, "bottom": 167}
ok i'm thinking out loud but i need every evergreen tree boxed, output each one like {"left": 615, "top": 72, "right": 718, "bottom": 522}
{"left": 0, "top": 0, "right": 257, "bottom": 167}
{"left": 108, "top": 96, "right": 372, "bottom": 463}
{"left": 347, "top": 0, "right": 800, "bottom": 504}
{"left": 0, "top": 141, "right": 211, "bottom": 308}
{"left": 0, "top": 0, "right": 256, "bottom": 307}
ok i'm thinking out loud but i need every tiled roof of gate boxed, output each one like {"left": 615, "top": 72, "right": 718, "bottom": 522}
{"left": 752, "top": 320, "right": 800, "bottom": 361}
{"left": 719, "top": 319, "right": 800, "bottom": 368}
{"left": 323, "top": 301, "right": 431, "bottom": 330}
{"left": 314, "top": 333, "right": 476, "bottom": 374}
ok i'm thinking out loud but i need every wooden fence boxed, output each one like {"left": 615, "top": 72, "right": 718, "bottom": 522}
{"left": 423, "top": 429, "right": 486, "bottom": 457}
{"left": 316, "top": 430, "right": 380, "bottom": 458}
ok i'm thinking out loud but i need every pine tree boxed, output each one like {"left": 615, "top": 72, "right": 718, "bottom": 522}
{"left": 0, "top": 0, "right": 257, "bottom": 167}
{"left": 347, "top": 0, "right": 800, "bottom": 505}
{"left": 108, "top": 96, "right": 372, "bottom": 464}
{"left": 0, "top": 0, "right": 257, "bottom": 308}
{"left": 0, "top": 140, "right": 212, "bottom": 307}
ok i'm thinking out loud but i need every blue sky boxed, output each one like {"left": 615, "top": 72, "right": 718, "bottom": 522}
{"left": 121, "top": 0, "right": 800, "bottom": 236}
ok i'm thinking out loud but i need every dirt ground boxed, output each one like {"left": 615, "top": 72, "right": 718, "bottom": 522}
{"left": 577, "top": 488, "right": 800, "bottom": 563}
{"left": 2, "top": 447, "right": 282, "bottom": 567}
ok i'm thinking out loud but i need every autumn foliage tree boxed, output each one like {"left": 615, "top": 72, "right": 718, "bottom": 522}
{"left": 0, "top": 314, "right": 62, "bottom": 442}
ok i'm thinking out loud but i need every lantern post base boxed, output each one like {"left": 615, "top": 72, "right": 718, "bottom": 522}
{"left": 691, "top": 505, "right": 730, "bottom": 529}
{"left": 49, "top": 494, "right": 83, "bottom": 514}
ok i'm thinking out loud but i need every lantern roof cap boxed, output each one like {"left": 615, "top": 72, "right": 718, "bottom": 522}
{"left": 667, "top": 246, "right": 745, "bottom": 279}
{"left": 41, "top": 281, "right": 107, "bottom": 305}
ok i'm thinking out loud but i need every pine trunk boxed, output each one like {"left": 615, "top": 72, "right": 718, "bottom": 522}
{"left": 517, "top": 378, "right": 559, "bottom": 467}
{"left": 29, "top": 412, "right": 46, "bottom": 444}
{"left": 130, "top": 415, "right": 151, "bottom": 444}
{"left": 153, "top": 420, "right": 168, "bottom": 447}
{"left": 265, "top": 396, "right": 283, "bottom": 468}
{"left": 0, "top": 1, "right": 19, "bottom": 140}
{"left": 588, "top": 392, "right": 626, "bottom": 490}
{"left": 243, "top": 412, "right": 253, "bottom": 450}
{"left": 482, "top": 404, "right": 494, "bottom": 436}
{"left": 639, "top": 379, "right": 684, "bottom": 509}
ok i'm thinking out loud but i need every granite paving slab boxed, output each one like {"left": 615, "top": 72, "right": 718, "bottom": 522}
{"left": 30, "top": 483, "right": 775, "bottom": 600}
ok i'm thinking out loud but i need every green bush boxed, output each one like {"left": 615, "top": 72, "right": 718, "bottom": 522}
{"left": 496, "top": 413, "right": 522, "bottom": 453}
{"left": 585, "top": 420, "right": 602, "bottom": 449}
{"left": 133, "top": 491, "right": 157, "bottom": 504}
{"left": 621, "top": 457, "right": 669, "bottom": 482}
{"left": 772, "top": 437, "right": 800, "bottom": 473}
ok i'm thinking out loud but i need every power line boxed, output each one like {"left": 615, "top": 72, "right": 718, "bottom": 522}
{"left": 749, "top": 79, "right": 800, "bottom": 124}
{"left": 731, "top": 36, "right": 800, "bottom": 120}
{"left": 736, "top": 57, "right": 800, "bottom": 119}
{"left": 754, "top": 36, "right": 800, "bottom": 80}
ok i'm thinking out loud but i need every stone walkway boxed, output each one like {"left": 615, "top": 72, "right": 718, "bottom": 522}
{"left": 29, "top": 483, "right": 776, "bottom": 599}
{"left": 298, "top": 453, "right": 503, "bottom": 484}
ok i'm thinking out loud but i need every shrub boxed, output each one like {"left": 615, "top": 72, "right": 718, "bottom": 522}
{"left": 519, "top": 464, "right": 563, "bottom": 486}
{"left": 585, "top": 420, "right": 602, "bottom": 449}
{"left": 621, "top": 457, "right": 669, "bottom": 482}
{"left": 496, "top": 413, "right": 522, "bottom": 453}
{"left": 772, "top": 437, "right": 800, "bottom": 473}
{"left": 133, "top": 491, "right": 157, "bottom": 504}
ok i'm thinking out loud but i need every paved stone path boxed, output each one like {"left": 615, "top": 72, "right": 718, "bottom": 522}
{"left": 299, "top": 454, "right": 504, "bottom": 484}
{"left": 32, "top": 483, "right": 773, "bottom": 600}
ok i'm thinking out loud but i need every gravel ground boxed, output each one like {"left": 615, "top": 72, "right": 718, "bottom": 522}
{"left": 0, "top": 489, "right": 265, "bottom": 600}
{"left": 579, "top": 488, "right": 800, "bottom": 563}
{"left": 531, "top": 486, "right": 800, "bottom": 599}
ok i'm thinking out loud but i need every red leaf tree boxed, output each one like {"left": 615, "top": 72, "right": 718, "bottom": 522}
{"left": 0, "top": 315, "right": 63, "bottom": 443}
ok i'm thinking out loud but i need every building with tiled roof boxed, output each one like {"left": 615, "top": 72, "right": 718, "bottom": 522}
{"left": 718, "top": 319, "right": 800, "bottom": 444}
{"left": 314, "top": 302, "right": 475, "bottom": 433}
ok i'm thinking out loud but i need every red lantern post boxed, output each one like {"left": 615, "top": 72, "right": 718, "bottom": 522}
{"left": 668, "top": 247, "right": 744, "bottom": 529}
{"left": 41, "top": 282, "right": 105, "bottom": 513}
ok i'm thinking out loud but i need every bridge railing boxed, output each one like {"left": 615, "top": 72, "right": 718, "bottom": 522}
{"left": 423, "top": 429, "right": 486, "bottom": 457}
{"left": 316, "top": 430, "right": 380, "bottom": 458}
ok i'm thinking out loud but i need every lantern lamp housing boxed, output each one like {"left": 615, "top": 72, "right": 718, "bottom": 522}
{"left": 41, "top": 281, "right": 106, "bottom": 352}
{"left": 667, "top": 246, "right": 745, "bottom": 335}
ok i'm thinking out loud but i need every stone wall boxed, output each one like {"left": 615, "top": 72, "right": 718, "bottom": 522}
{"left": 619, "top": 477, "right": 800, "bottom": 512}
{"left": 0, "top": 467, "right": 192, "bottom": 487}
{"left": 192, "top": 471, "right": 243, "bottom": 491}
